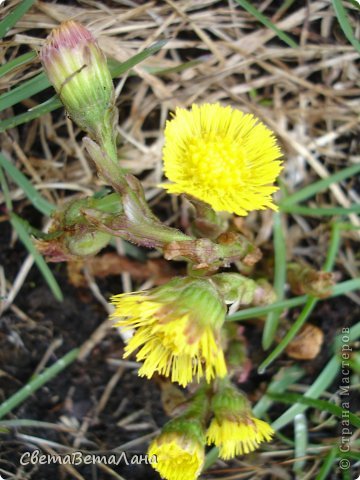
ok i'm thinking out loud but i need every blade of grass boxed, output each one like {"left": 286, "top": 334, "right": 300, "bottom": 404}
{"left": 258, "top": 222, "right": 341, "bottom": 373}
{"left": 332, "top": 0, "right": 360, "bottom": 54}
{"left": 315, "top": 446, "right": 338, "bottom": 480}
{"left": 234, "top": 0, "right": 298, "bottom": 48}
{"left": 227, "top": 294, "right": 307, "bottom": 320}
{"left": 0, "top": 0, "right": 36, "bottom": 39}
{"left": 342, "top": 450, "right": 360, "bottom": 461}
{"left": 0, "top": 51, "right": 37, "bottom": 78}
{"left": 342, "top": 467, "right": 351, "bottom": 480}
{"left": 253, "top": 365, "right": 305, "bottom": 417}
{"left": 262, "top": 212, "right": 287, "bottom": 349}
{"left": 0, "top": 165, "right": 61, "bottom": 300}
{"left": 293, "top": 413, "right": 308, "bottom": 476}
{"left": 11, "top": 215, "right": 61, "bottom": 240}
{"left": 258, "top": 297, "right": 318, "bottom": 374}
{"left": 0, "top": 152, "right": 55, "bottom": 216}
{"left": 0, "top": 72, "right": 49, "bottom": 112}
{"left": 0, "top": 347, "right": 79, "bottom": 419}
{"left": 108, "top": 39, "right": 168, "bottom": 77}
{"left": 10, "top": 213, "right": 63, "bottom": 301}
{"left": 202, "top": 447, "right": 219, "bottom": 472}
{"left": 0, "top": 164, "right": 12, "bottom": 210}
{"left": 273, "top": 356, "right": 341, "bottom": 431}
{"left": 269, "top": 392, "right": 360, "bottom": 429}
{"left": 145, "top": 57, "right": 205, "bottom": 76}
{"left": 281, "top": 204, "right": 360, "bottom": 216}
{"left": 272, "top": 320, "right": 360, "bottom": 430}
{"left": 0, "top": 155, "right": 61, "bottom": 302}
{"left": 280, "top": 163, "right": 360, "bottom": 208}
{"left": 323, "top": 223, "right": 342, "bottom": 272}
{"left": 0, "top": 96, "right": 62, "bottom": 133}
{"left": 226, "top": 277, "right": 360, "bottom": 322}
{"left": 109, "top": 56, "right": 204, "bottom": 78}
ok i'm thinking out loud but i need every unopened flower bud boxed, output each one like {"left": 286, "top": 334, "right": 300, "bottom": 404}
{"left": 40, "top": 21, "right": 117, "bottom": 156}
{"left": 287, "top": 262, "right": 335, "bottom": 298}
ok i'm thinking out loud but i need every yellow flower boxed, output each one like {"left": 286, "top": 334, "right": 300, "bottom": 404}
{"left": 161, "top": 103, "right": 282, "bottom": 216}
{"left": 207, "top": 416, "right": 274, "bottom": 460}
{"left": 110, "top": 278, "right": 227, "bottom": 387}
{"left": 148, "top": 430, "right": 204, "bottom": 480}
{"left": 206, "top": 381, "right": 274, "bottom": 459}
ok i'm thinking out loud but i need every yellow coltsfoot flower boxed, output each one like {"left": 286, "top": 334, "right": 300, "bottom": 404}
{"left": 206, "top": 381, "right": 274, "bottom": 459}
{"left": 148, "top": 418, "right": 205, "bottom": 480}
{"left": 110, "top": 277, "right": 227, "bottom": 387}
{"left": 161, "top": 103, "right": 283, "bottom": 216}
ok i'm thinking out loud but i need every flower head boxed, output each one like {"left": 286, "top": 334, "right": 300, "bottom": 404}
{"left": 110, "top": 277, "right": 227, "bottom": 387}
{"left": 148, "top": 418, "right": 205, "bottom": 480}
{"left": 161, "top": 103, "right": 282, "bottom": 216}
{"left": 40, "top": 21, "right": 115, "bottom": 142}
{"left": 206, "top": 382, "right": 274, "bottom": 459}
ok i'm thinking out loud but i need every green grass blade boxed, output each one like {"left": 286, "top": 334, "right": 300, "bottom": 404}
{"left": 146, "top": 57, "right": 204, "bottom": 76}
{"left": 0, "top": 96, "right": 62, "bottom": 133}
{"left": 258, "top": 296, "right": 317, "bottom": 374}
{"left": 253, "top": 365, "right": 305, "bottom": 417}
{"left": 263, "top": 212, "right": 287, "bottom": 349}
{"left": 0, "top": 347, "right": 79, "bottom": 419}
{"left": 315, "top": 447, "right": 338, "bottom": 480}
{"left": 280, "top": 163, "right": 360, "bottom": 208}
{"left": 0, "top": 72, "right": 49, "bottom": 113}
{"left": 272, "top": 356, "right": 340, "bottom": 431}
{"left": 234, "top": 0, "right": 298, "bottom": 48}
{"left": 0, "top": 0, "right": 36, "bottom": 39}
{"left": 332, "top": 0, "right": 360, "bottom": 54}
{"left": 331, "top": 278, "right": 360, "bottom": 296}
{"left": 342, "top": 450, "right": 360, "bottom": 461}
{"left": 281, "top": 204, "right": 360, "bottom": 216}
{"left": 0, "top": 164, "right": 12, "bottom": 210}
{"left": 0, "top": 153, "right": 55, "bottom": 216}
{"left": 293, "top": 413, "right": 308, "bottom": 475}
{"left": 0, "top": 51, "right": 37, "bottom": 78}
{"left": 227, "top": 294, "right": 308, "bottom": 321}
{"left": 226, "top": 277, "right": 360, "bottom": 322}
{"left": 10, "top": 213, "right": 63, "bottom": 301}
{"left": 202, "top": 447, "right": 220, "bottom": 472}
{"left": 323, "top": 223, "right": 341, "bottom": 273}
{"left": 269, "top": 392, "right": 360, "bottom": 429}
{"left": 342, "top": 466, "right": 351, "bottom": 480}
{"left": 109, "top": 39, "right": 168, "bottom": 77}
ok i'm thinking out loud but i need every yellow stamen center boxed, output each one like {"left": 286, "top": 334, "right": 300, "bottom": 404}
{"left": 184, "top": 134, "right": 247, "bottom": 189}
